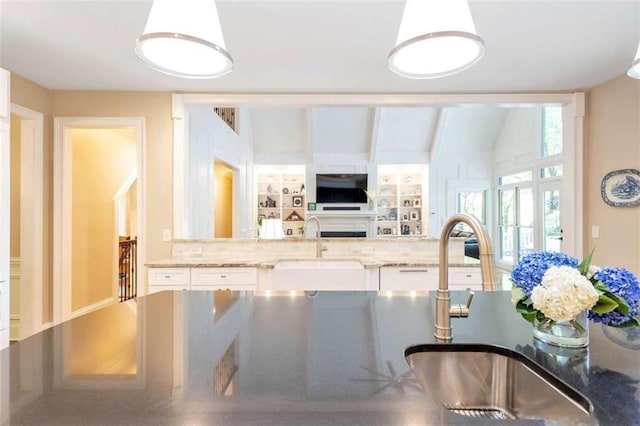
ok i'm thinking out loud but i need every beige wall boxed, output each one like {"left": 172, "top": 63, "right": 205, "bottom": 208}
{"left": 9, "top": 75, "right": 53, "bottom": 323}
{"left": 9, "top": 115, "right": 20, "bottom": 257}
{"left": 585, "top": 74, "right": 640, "bottom": 274}
{"left": 10, "top": 79, "right": 173, "bottom": 324}
{"left": 52, "top": 91, "right": 174, "bottom": 272}
{"left": 214, "top": 162, "right": 233, "bottom": 238}
{"left": 71, "top": 128, "right": 136, "bottom": 311}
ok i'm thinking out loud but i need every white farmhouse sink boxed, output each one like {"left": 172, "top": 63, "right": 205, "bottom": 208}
{"left": 273, "top": 259, "right": 366, "bottom": 290}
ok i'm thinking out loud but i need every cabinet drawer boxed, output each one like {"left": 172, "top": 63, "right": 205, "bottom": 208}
{"left": 191, "top": 267, "right": 258, "bottom": 288}
{"left": 380, "top": 267, "right": 438, "bottom": 291}
{"left": 148, "top": 268, "right": 190, "bottom": 285}
{"left": 449, "top": 267, "right": 481, "bottom": 289}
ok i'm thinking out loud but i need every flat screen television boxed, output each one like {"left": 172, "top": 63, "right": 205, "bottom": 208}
{"left": 316, "top": 173, "right": 368, "bottom": 204}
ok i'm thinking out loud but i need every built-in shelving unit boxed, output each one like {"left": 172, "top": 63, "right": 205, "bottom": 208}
{"left": 376, "top": 165, "right": 428, "bottom": 237}
{"left": 255, "top": 165, "right": 306, "bottom": 237}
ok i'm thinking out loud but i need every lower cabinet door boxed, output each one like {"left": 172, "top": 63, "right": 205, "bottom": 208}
{"left": 379, "top": 267, "right": 438, "bottom": 291}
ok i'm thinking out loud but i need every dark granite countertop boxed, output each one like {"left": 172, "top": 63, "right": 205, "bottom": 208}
{"left": 1, "top": 291, "right": 638, "bottom": 425}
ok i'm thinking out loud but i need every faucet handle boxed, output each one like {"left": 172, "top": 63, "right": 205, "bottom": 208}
{"left": 450, "top": 290, "right": 474, "bottom": 318}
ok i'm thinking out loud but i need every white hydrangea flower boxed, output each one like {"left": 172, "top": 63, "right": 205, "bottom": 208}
{"left": 587, "top": 264, "right": 601, "bottom": 280}
{"left": 530, "top": 265, "right": 599, "bottom": 322}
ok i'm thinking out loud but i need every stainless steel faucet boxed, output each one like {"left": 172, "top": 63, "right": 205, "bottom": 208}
{"left": 303, "top": 216, "right": 327, "bottom": 258}
{"left": 435, "top": 213, "right": 497, "bottom": 341}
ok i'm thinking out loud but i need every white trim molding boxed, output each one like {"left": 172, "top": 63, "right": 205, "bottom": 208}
{"left": 70, "top": 297, "right": 117, "bottom": 319}
{"left": 11, "top": 103, "right": 44, "bottom": 339}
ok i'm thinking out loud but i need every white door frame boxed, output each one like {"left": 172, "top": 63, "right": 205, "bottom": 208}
{"left": 10, "top": 104, "right": 44, "bottom": 339}
{"left": 0, "top": 68, "right": 11, "bottom": 349}
{"left": 53, "top": 117, "right": 146, "bottom": 324}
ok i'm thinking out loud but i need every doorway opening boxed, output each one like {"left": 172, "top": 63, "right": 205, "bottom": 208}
{"left": 214, "top": 160, "right": 234, "bottom": 238}
{"left": 54, "top": 118, "right": 145, "bottom": 324}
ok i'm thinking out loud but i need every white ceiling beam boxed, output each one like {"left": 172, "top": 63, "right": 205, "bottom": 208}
{"left": 368, "top": 108, "right": 381, "bottom": 164}
{"left": 429, "top": 107, "right": 449, "bottom": 162}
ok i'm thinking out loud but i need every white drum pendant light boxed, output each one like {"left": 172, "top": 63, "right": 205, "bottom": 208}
{"left": 627, "top": 41, "right": 640, "bottom": 79}
{"left": 388, "top": 0, "right": 485, "bottom": 79}
{"left": 135, "top": 0, "right": 233, "bottom": 78}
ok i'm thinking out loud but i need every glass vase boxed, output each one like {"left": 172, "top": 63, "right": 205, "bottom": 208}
{"left": 532, "top": 310, "right": 589, "bottom": 348}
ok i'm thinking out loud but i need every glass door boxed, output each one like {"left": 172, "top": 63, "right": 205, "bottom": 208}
{"left": 498, "top": 189, "right": 514, "bottom": 263}
{"left": 498, "top": 185, "right": 534, "bottom": 265}
{"left": 540, "top": 182, "right": 562, "bottom": 252}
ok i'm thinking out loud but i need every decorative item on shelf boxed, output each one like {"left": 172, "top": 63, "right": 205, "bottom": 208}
{"left": 383, "top": 228, "right": 392, "bottom": 235}
{"left": 379, "top": 199, "right": 390, "bottom": 208}
{"left": 403, "top": 200, "right": 411, "bottom": 207}
{"left": 259, "top": 201, "right": 265, "bottom": 208}
{"left": 257, "top": 215, "right": 266, "bottom": 226}
{"left": 286, "top": 229, "right": 293, "bottom": 236}
{"left": 300, "top": 184, "right": 305, "bottom": 194}
{"left": 266, "top": 196, "right": 277, "bottom": 208}
{"left": 382, "top": 176, "right": 390, "bottom": 184}
{"left": 402, "top": 214, "right": 409, "bottom": 221}
{"left": 267, "top": 183, "right": 273, "bottom": 194}
{"left": 600, "top": 169, "right": 640, "bottom": 207}
{"left": 298, "top": 225, "right": 304, "bottom": 235}
{"left": 292, "top": 196, "right": 303, "bottom": 207}
{"left": 307, "top": 202, "right": 316, "bottom": 211}
{"left": 413, "top": 198, "right": 421, "bottom": 207}
{"left": 511, "top": 250, "right": 640, "bottom": 349}
{"left": 389, "top": 208, "right": 397, "bottom": 220}
{"left": 285, "top": 210, "right": 303, "bottom": 221}
{"left": 405, "top": 176, "right": 413, "bottom": 184}
{"left": 410, "top": 211, "right": 420, "bottom": 221}
{"left": 401, "top": 224, "right": 410, "bottom": 235}
{"left": 364, "top": 188, "right": 376, "bottom": 210}
{"left": 282, "top": 187, "right": 289, "bottom": 194}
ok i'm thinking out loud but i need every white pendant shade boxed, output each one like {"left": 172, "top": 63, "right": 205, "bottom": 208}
{"left": 627, "top": 42, "right": 640, "bottom": 79}
{"left": 135, "top": 0, "right": 233, "bottom": 79}
{"left": 388, "top": 0, "right": 485, "bottom": 79}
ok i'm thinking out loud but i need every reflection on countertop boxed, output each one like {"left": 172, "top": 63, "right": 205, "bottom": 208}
{"left": 2, "top": 291, "right": 638, "bottom": 425}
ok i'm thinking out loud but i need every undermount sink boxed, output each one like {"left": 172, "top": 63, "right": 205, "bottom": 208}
{"left": 405, "top": 343, "right": 592, "bottom": 421}
{"left": 273, "top": 259, "right": 366, "bottom": 290}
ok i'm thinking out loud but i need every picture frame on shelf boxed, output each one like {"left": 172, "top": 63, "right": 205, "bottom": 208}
{"left": 410, "top": 211, "right": 420, "bottom": 221}
{"left": 413, "top": 198, "right": 421, "bottom": 207}
{"left": 286, "top": 229, "right": 293, "bottom": 236}
{"left": 402, "top": 213, "right": 409, "bottom": 221}
{"left": 292, "top": 196, "right": 303, "bottom": 207}
{"left": 307, "top": 202, "right": 317, "bottom": 211}
{"left": 403, "top": 200, "right": 411, "bottom": 207}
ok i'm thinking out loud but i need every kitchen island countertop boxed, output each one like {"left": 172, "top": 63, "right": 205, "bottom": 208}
{"left": 2, "top": 291, "right": 638, "bottom": 425}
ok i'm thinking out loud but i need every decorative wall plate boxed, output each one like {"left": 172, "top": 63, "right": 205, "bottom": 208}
{"left": 601, "top": 169, "right": 640, "bottom": 207}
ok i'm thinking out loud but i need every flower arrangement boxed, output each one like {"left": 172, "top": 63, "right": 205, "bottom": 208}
{"left": 364, "top": 189, "right": 376, "bottom": 202}
{"left": 511, "top": 250, "right": 640, "bottom": 332}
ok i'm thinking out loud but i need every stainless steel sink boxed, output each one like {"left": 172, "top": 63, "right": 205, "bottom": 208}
{"left": 405, "top": 343, "right": 592, "bottom": 421}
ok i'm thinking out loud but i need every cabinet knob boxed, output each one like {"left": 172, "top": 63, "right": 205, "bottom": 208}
{"left": 164, "top": 275, "right": 171, "bottom": 279}
{"left": 220, "top": 275, "right": 227, "bottom": 279}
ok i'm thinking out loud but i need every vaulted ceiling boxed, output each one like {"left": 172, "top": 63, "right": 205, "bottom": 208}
{"left": 247, "top": 106, "right": 510, "bottom": 164}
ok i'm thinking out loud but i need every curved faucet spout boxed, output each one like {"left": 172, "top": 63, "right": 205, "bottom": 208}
{"left": 436, "top": 213, "right": 497, "bottom": 341}
{"left": 303, "top": 216, "right": 327, "bottom": 258}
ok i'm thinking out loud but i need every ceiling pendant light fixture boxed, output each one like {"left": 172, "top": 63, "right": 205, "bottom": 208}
{"left": 627, "top": 41, "right": 640, "bottom": 79}
{"left": 135, "top": 0, "right": 233, "bottom": 79}
{"left": 388, "top": 0, "right": 485, "bottom": 79}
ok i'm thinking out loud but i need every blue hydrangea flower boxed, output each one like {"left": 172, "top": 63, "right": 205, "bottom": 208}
{"left": 589, "top": 267, "right": 640, "bottom": 325}
{"left": 511, "top": 251, "right": 579, "bottom": 296}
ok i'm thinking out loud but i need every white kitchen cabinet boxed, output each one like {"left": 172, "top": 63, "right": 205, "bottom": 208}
{"left": 148, "top": 268, "right": 190, "bottom": 293}
{"left": 191, "top": 267, "right": 258, "bottom": 291}
{"left": 379, "top": 267, "right": 439, "bottom": 291}
{"left": 448, "top": 267, "right": 482, "bottom": 290}
{"left": 379, "top": 266, "right": 481, "bottom": 291}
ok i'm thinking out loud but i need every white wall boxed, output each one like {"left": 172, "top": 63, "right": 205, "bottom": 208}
{"left": 186, "top": 107, "right": 254, "bottom": 239}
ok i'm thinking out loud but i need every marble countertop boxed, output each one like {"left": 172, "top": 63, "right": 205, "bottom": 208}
{"left": 146, "top": 256, "right": 480, "bottom": 268}
{"left": 3, "top": 291, "right": 638, "bottom": 425}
